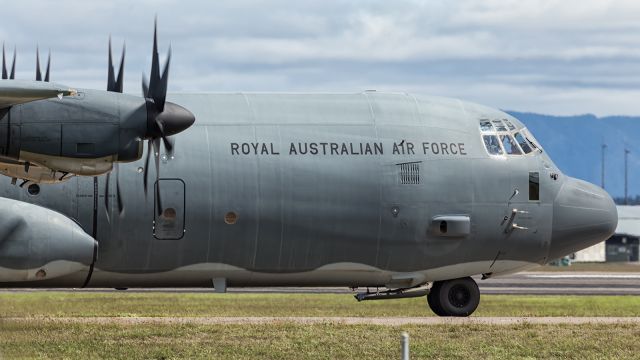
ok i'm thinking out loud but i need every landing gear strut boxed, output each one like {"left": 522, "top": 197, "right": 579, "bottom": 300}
{"left": 427, "top": 277, "right": 480, "bottom": 317}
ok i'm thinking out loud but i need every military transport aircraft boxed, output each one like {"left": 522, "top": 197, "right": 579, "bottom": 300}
{"left": 0, "top": 23, "right": 617, "bottom": 316}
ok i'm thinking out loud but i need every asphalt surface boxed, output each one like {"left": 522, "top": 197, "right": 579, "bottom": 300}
{"left": 2, "top": 271, "right": 640, "bottom": 295}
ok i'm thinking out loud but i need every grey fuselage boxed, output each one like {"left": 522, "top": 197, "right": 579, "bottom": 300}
{"left": 0, "top": 91, "right": 617, "bottom": 288}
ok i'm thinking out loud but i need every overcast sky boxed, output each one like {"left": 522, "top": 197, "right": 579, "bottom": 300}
{"left": 1, "top": 0, "right": 639, "bottom": 116}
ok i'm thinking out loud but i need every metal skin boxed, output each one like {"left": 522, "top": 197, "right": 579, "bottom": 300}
{"left": 0, "top": 91, "right": 618, "bottom": 290}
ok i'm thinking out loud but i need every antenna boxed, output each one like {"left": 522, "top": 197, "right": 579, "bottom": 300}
{"left": 625, "top": 148, "right": 630, "bottom": 205}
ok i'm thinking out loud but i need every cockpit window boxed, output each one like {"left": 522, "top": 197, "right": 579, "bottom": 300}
{"left": 492, "top": 120, "right": 508, "bottom": 132}
{"left": 483, "top": 135, "right": 503, "bottom": 155}
{"left": 514, "top": 132, "right": 532, "bottom": 154}
{"left": 503, "top": 119, "right": 516, "bottom": 131}
{"left": 480, "top": 120, "right": 494, "bottom": 132}
{"left": 523, "top": 129, "right": 542, "bottom": 153}
{"left": 479, "top": 118, "right": 541, "bottom": 157}
{"left": 500, "top": 135, "right": 522, "bottom": 155}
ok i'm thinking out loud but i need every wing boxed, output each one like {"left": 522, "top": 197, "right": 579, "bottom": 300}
{"left": 0, "top": 80, "right": 76, "bottom": 109}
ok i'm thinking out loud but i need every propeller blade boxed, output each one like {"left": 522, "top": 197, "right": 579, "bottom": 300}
{"left": 107, "top": 38, "right": 126, "bottom": 93}
{"left": 2, "top": 44, "right": 7, "bottom": 80}
{"left": 142, "top": 73, "right": 149, "bottom": 98}
{"left": 143, "top": 139, "right": 152, "bottom": 195}
{"left": 108, "top": 37, "right": 115, "bottom": 91}
{"left": 148, "top": 18, "right": 160, "bottom": 100}
{"left": 44, "top": 51, "right": 50, "bottom": 82}
{"left": 116, "top": 43, "right": 125, "bottom": 93}
{"left": 162, "top": 135, "right": 174, "bottom": 155}
{"left": 156, "top": 46, "right": 170, "bottom": 112}
{"left": 35, "top": 47, "right": 41, "bottom": 81}
{"left": 153, "top": 138, "right": 163, "bottom": 216}
{"left": 10, "top": 47, "right": 15, "bottom": 80}
{"left": 115, "top": 162, "right": 124, "bottom": 215}
{"left": 105, "top": 171, "right": 111, "bottom": 223}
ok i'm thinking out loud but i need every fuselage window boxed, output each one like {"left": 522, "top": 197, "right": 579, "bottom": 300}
{"left": 480, "top": 120, "right": 494, "bottom": 132}
{"left": 500, "top": 134, "right": 522, "bottom": 155}
{"left": 529, "top": 172, "right": 540, "bottom": 201}
{"left": 483, "top": 135, "right": 503, "bottom": 155}
{"left": 514, "top": 132, "right": 532, "bottom": 154}
{"left": 492, "top": 120, "right": 508, "bottom": 132}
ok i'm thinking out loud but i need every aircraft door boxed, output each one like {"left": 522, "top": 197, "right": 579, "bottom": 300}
{"left": 153, "top": 178, "right": 186, "bottom": 240}
{"left": 501, "top": 158, "right": 552, "bottom": 264}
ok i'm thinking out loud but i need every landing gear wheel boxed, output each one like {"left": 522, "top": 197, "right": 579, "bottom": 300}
{"left": 427, "top": 282, "right": 446, "bottom": 316}
{"left": 427, "top": 277, "right": 480, "bottom": 317}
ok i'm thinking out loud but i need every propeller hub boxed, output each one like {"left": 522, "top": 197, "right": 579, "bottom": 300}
{"left": 147, "top": 101, "right": 195, "bottom": 138}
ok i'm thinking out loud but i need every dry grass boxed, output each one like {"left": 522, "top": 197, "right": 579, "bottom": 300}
{"left": 1, "top": 321, "right": 639, "bottom": 359}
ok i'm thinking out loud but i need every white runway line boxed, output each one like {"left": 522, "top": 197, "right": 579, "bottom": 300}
{"left": 4, "top": 316, "right": 640, "bottom": 325}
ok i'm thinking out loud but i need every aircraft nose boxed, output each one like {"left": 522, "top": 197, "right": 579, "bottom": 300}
{"left": 548, "top": 177, "right": 617, "bottom": 260}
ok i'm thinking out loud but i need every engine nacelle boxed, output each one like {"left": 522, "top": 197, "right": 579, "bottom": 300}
{"left": 0, "top": 89, "right": 147, "bottom": 176}
{"left": 0, "top": 197, "right": 97, "bottom": 282}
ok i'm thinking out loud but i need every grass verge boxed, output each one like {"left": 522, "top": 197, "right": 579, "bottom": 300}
{"left": 1, "top": 321, "right": 639, "bottom": 359}
{"left": 1, "top": 293, "right": 639, "bottom": 317}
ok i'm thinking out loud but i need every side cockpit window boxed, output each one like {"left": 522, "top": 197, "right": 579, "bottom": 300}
{"left": 500, "top": 134, "right": 521, "bottom": 155}
{"left": 514, "top": 132, "right": 532, "bottom": 154}
{"left": 479, "top": 117, "right": 541, "bottom": 156}
{"left": 483, "top": 135, "right": 503, "bottom": 155}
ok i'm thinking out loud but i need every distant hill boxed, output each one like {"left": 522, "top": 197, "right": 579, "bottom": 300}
{"left": 506, "top": 111, "right": 640, "bottom": 202}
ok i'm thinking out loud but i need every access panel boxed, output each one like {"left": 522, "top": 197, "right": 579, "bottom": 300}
{"left": 154, "top": 178, "right": 186, "bottom": 240}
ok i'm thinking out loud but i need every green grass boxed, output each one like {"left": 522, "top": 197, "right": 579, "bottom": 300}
{"left": 1, "top": 321, "right": 640, "bottom": 359}
{"left": 1, "top": 292, "right": 640, "bottom": 317}
{"left": 2, "top": 293, "right": 640, "bottom": 359}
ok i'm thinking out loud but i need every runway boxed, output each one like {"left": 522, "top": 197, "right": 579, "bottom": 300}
{"left": 3, "top": 316, "right": 640, "bottom": 325}
{"left": 2, "top": 271, "right": 640, "bottom": 295}
{"left": 478, "top": 272, "right": 640, "bottom": 295}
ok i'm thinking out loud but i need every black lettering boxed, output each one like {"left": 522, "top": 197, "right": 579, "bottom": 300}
{"left": 374, "top": 142, "right": 383, "bottom": 155}
{"left": 458, "top": 143, "right": 467, "bottom": 155}
{"left": 422, "top": 142, "right": 430, "bottom": 154}
{"left": 300, "top": 142, "right": 308, "bottom": 155}
{"left": 449, "top": 143, "right": 458, "bottom": 155}
{"left": 289, "top": 143, "right": 297, "bottom": 155}
{"left": 271, "top": 143, "right": 280, "bottom": 155}
{"left": 310, "top": 143, "right": 318, "bottom": 155}
{"left": 350, "top": 143, "right": 360, "bottom": 155}
{"left": 432, "top": 143, "right": 440, "bottom": 154}
{"left": 393, "top": 143, "right": 401, "bottom": 155}
{"left": 241, "top": 143, "right": 250, "bottom": 155}
{"left": 251, "top": 143, "right": 260, "bottom": 154}
{"left": 320, "top": 142, "right": 329, "bottom": 155}
{"left": 440, "top": 142, "right": 449, "bottom": 155}
{"left": 341, "top": 143, "right": 349, "bottom": 155}
{"left": 407, "top": 142, "right": 415, "bottom": 155}
{"left": 330, "top": 143, "right": 339, "bottom": 155}
{"left": 364, "top": 143, "right": 373, "bottom": 155}
{"left": 261, "top": 143, "right": 269, "bottom": 155}
{"left": 231, "top": 143, "right": 239, "bottom": 155}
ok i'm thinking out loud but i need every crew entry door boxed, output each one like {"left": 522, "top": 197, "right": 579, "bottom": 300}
{"left": 153, "top": 178, "right": 186, "bottom": 240}
{"left": 502, "top": 162, "right": 551, "bottom": 264}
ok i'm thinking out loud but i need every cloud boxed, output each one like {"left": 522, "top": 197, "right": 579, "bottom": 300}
{"left": 0, "top": 0, "right": 638, "bottom": 116}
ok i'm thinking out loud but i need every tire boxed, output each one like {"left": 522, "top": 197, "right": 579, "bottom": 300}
{"left": 429, "top": 277, "right": 480, "bottom": 317}
{"left": 427, "top": 282, "right": 446, "bottom": 316}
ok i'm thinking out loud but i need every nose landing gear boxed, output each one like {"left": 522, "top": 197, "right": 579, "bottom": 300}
{"left": 427, "top": 277, "right": 480, "bottom": 317}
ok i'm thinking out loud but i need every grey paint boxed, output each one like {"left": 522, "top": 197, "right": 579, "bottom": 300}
{"left": 0, "top": 91, "right": 618, "bottom": 288}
